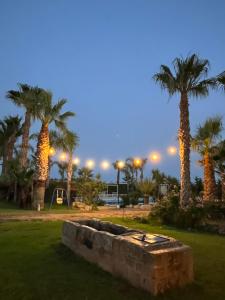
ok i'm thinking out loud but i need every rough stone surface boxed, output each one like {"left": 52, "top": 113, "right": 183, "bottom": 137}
{"left": 62, "top": 219, "right": 194, "bottom": 295}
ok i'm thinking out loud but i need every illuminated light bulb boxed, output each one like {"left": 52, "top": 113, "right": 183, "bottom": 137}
{"left": 134, "top": 158, "right": 141, "bottom": 167}
{"left": 59, "top": 152, "right": 67, "bottom": 161}
{"left": 167, "top": 146, "right": 177, "bottom": 155}
{"left": 149, "top": 152, "right": 161, "bottom": 163}
{"left": 117, "top": 160, "right": 125, "bottom": 169}
{"left": 49, "top": 147, "right": 55, "bottom": 156}
{"left": 86, "top": 159, "right": 95, "bottom": 169}
{"left": 100, "top": 160, "right": 110, "bottom": 170}
{"left": 73, "top": 157, "right": 80, "bottom": 165}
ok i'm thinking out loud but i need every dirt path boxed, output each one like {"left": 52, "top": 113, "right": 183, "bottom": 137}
{"left": 0, "top": 207, "right": 150, "bottom": 222}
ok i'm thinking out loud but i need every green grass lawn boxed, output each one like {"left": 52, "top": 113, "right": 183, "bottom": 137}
{"left": 0, "top": 219, "right": 225, "bottom": 300}
{"left": 0, "top": 201, "right": 78, "bottom": 215}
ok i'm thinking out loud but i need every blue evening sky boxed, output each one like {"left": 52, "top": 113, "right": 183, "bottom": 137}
{"left": 0, "top": 0, "right": 225, "bottom": 181}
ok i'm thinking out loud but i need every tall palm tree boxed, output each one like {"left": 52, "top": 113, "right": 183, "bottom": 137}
{"left": 6, "top": 84, "right": 43, "bottom": 169}
{"left": 57, "top": 130, "right": 79, "bottom": 203}
{"left": 153, "top": 54, "right": 214, "bottom": 206}
{"left": 192, "top": 116, "right": 223, "bottom": 202}
{"left": 33, "top": 90, "right": 75, "bottom": 209}
{"left": 139, "top": 158, "right": 148, "bottom": 182}
{"left": 0, "top": 116, "right": 22, "bottom": 175}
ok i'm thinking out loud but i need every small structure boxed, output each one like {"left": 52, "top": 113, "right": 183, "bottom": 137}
{"left": 62, "top": 219, "right": 193, "bottom": 295}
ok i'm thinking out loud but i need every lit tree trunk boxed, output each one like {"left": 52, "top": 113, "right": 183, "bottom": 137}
{"left": 46, "top": 157, "right": 51, "bottom": 188}
{"left": 33, "top": 123, "right": 49, "bottom": 209}
{"left": 203, "top": 152, "right": 216, "bottom": 201}
{"left": 179, "top": 92, "right": 191, "bottom": 207}
{"left": 19, "top": 111, "right": 31, "bottom": 169}
{"left": 67, "top": 153, "right": 73, "bottom": 205}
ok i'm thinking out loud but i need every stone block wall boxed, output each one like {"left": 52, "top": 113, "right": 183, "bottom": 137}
{"left": 62, "top": 219, "right": 193, "bottom": 295}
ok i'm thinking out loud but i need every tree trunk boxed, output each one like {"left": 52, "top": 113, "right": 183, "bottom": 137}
{"left": 46, "top": 157, "right": 51, "bottom": 188}
{"left": 179, "top": 92, "right": 191, "bottom": 207}
{"left": 221, "top": 173, "right": 225, "bottom": 201}
{"left": 67, "top": 153, "right": 73, "bottom": 205}
{"left": 203, "top": 152, "right": 216, "bottom": 201}
{"left": 33, "top": 123, "right": 49, "bottom": 209}
{"left": 1, "top": 145, "right": 8, "bottom": 175}
{"left": 20, "top": 111, "right": 31, "bottom": 169}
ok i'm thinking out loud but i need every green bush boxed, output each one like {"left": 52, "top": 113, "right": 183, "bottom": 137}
{"left": 150, "top": 193, "right": 205, "bottom": 229}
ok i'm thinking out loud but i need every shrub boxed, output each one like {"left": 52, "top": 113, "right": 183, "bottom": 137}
{"left": 150, "top": 193, "right": 205, "bottom": 229}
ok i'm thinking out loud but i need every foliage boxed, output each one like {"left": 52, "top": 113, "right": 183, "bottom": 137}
{"left": 136, "top": 178, "right": 155, "bottom": 199}
{"left": 76, "top": 172, "right": 106, "bottom": 206}
{"left": 150, "top": 193, "right": 205, "bottom": 228}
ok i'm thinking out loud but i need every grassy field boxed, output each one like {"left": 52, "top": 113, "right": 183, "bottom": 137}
{"left": 0, "top": 201, "right": 78, "bottom": 214}
{"left": 0, "top": 219, "right": 225, "bottom": 300}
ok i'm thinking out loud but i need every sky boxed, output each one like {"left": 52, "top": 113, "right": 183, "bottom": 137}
{"left": 0, "top": 0, "right": 225, "bottom": 181}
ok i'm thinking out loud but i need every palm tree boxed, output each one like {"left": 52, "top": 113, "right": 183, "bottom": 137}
{"left": 217, "top": 71, "right": 225, "bottom": 92}
{"left": 192, "top": 116, "right": 223, "bottom": 202}
{"left": 33, "top": 90, "right": 75, "bottom": 209}
{"left": 77, "top": 167, "right": 94, "bottom": 182}
{"left": 6, "top": 84, "right": 43, "bottom": 169}
{"left": 153, "top": 54, "right": 214, "bottom": 206}
{"left": 136, "top": 179, "right": 155, "bottom": 204}
{"left": 58, "top": 130, "right": 79, "bottom": 204}
{"left": 139, "top": 158, "right": 148, "bottom": 182}
{"left": 0, "top": 116, "right": 22, "bottom": 175}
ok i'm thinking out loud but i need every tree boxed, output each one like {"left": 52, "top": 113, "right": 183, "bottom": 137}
{"left": 76, "top": 172, "right": 106, "bottom": 207}
{"left": 0, "top": 116, "right": 22, "bottom": 175}
{"left": 33, "top": 90, "right": 75, "bottom": 209}
{"left": 153, "top": 54, "right": 214, "bottom": 207}
{"left": 77, "top": 167, "right": 94, "bottom": 182}
{"left": 6, "top": 84, "right": 43, "bottom": 168}
{"left": 139, "top": 158, "right": 148, "bottom": 182}
{"left": 216, "top": 71, "right": 225, "bottom": 92}
{"left": 136, "top": 179, "right": 155, "bottom": 204}
{"left": 57, "top": 130, "right": 79, "bottom": 203}
{"left": 192, "top": 116, "right": 223, "bottom": 201}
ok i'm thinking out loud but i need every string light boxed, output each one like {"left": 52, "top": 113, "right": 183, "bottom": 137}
{"left": 73, "top": 157, "right": 80, "bottom": 165}
{"left": 49, "top": 147, "right": 55, "bottom": 156}
{"left": 149, "top": 152, "right": 161, "bottom": 163}
{"left": 86, "top": 159, "right": 95, "bottom": 169}
{"left": 59, "top": 152, "right": 67, "bottom": 162}
{"left": 167, "top": 146, "right": 177, "bottom": 155}
{"left": 100, "top": 160, "right": 110, "bottom": 170}
{"left": 117, "top": 160, "right": 125, "bottom": 169}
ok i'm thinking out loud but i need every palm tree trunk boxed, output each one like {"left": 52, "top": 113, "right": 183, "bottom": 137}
{"left": 46, "top": 157, "right": 51, "bottom": 188}
{"left": 20, "top": 111, "right": 31, "bottom": 169}
{"left": 33, "top": 123, "right": 49, "bottom": 209}
{"left": 221, "top": 173, "right": 225, "bottom": 201}
{"left": 2, "top": 145, "right": 7, "bottom": 175}
{"left": 67, "top": 153, "right": 73, "bottom": 205}
{"left": 179, "top": 92, "right": 191, "bottom": 207}
{"left": 140, "top": 168, "right": 144, "bottom": 182}
{"left": 203, "top": 152, "right": 216, "bottom": 201}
